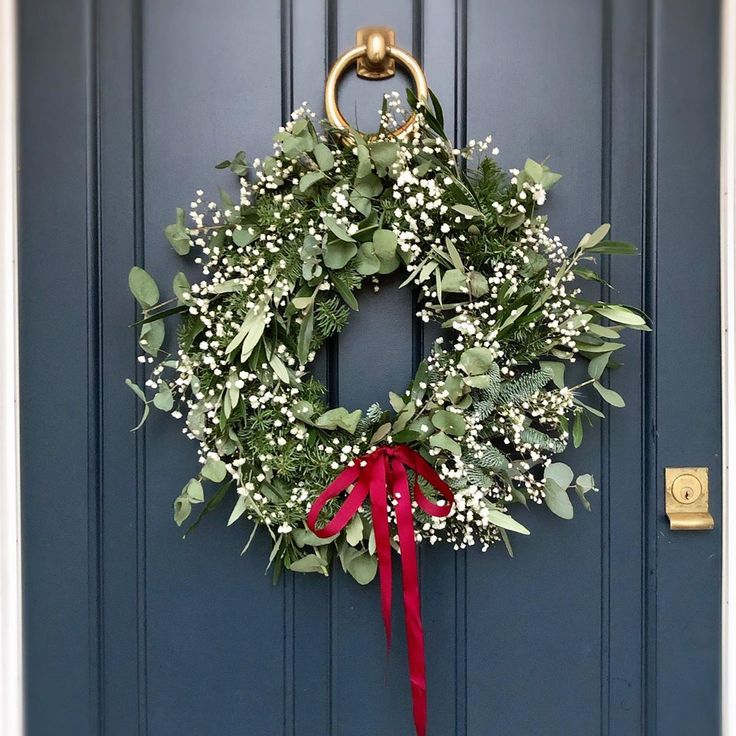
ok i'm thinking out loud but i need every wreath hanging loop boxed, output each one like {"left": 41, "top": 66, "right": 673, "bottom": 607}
{"left": 324, "top": 27, "right": 428, "bottom": 138}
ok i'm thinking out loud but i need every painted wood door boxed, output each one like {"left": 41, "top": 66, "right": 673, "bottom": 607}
{"left": 19, "top": 1, "right": 722, "bottom": 734}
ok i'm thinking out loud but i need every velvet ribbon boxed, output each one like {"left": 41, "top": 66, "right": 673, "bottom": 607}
{"left": 306, "top": 444, "right": 454, "bottom": 736}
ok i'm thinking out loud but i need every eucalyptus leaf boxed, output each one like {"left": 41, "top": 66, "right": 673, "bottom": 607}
{"left": 347, "top": 553, "right": 378, "bottom": 585}
{"left": 288, "top": 554, "right": 328, "bottom": 575}
{"left": 299, "top": 170, "right": 326, "bottom": 192}
{"left": 202, "top": 456, "right": 227, "bottom": 483}
{"left": 315, "top": 408, "right": 362, "bottom": 433}
{"left": 323, "top": 241, "right": 358, "bottom": 269}
{"left": 431, "top": 409, "right": 467, "bottom": 436}
{"left": 459, "top": 347, "right": 495, "bottom": 375}
{"left": 429, "top": 431, "right": 462, "bottom": 456}
{"left": 593, "top": 381, "right": 625, "bottom": 407}
{"left": 164, "top": 208, "right": 190, "bottom": 255}
{"left": 370, "top": 140, "right": 398, "bottom": 168}
{"left": 485, "top": 508, "right": 530, "bottom": 535}
{"left": 129, "top": 267, "right": 159, "bottom": 308}
{"left": 314, "top": 142, "right": 334, "bottom": 171}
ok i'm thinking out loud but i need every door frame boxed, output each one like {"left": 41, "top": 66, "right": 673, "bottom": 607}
{"left": 0, "top": 2, "right": 734, "bottom": 734}
{"left": 0, "top": 0, "right": 22, "bottom": 735}
{"left": 722, "top": 0, "right": 736, "bottom": 732}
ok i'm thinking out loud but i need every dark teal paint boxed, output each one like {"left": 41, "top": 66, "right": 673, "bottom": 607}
{"left": 19, "top": 1, "right": 722, "bottom": 734}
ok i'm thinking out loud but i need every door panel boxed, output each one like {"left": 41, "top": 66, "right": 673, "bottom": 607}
{"left": 19, "top": 1, "right": 722, "bottom": 734}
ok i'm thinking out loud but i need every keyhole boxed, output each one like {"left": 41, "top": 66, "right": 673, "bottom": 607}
{"left": 682, "top": 486, "right": 693, "bottom": 501}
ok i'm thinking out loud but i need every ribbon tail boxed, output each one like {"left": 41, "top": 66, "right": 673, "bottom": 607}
{"left": 390, "top": 457, "right": 428, "bottom": 736}
{"left": 369, "top": 454, "right": 393, "bottom": 650}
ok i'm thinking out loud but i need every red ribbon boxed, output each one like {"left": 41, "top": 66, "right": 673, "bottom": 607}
{"left": 306, "top": 444, "right": 454, "bottom": 736}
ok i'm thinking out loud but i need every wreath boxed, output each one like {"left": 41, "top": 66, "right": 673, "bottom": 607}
{"left": 128, "top": 90, "right": 644, "bottom": 578}
{"left": 127, "top": 85, "right": 646, "bottom": 735}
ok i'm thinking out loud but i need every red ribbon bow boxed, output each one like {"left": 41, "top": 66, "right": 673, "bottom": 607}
{"left": 307, "top": 444, "right": 454, "bottom": 736}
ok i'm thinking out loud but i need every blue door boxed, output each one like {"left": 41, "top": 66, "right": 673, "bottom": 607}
{"left": 19, "top": 1, "right": 722, "bottom": 734}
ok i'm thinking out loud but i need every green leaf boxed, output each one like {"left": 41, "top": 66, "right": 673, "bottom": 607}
{"left": 388, "top": 391, "right": 405, "bottom": 413}
{"left": 227, "top": 494, "right": 248, "bottom": 526}
{"left": 315, "top": 407, "right": 362, "bottom": 433}
{"left": 297, "top": 308, "right": 314, "bottom": 365}
{"left": 431, "top": 409, "right": 466, "bottom": 436}
{"left": 544, "top": 481, "right": 574, "bottom": 519}
{"left": 139, "top": 319, "right": 164, "bottom": 356}
{"left": 331, "top": 276, "right": 360, "bottom": 311}
{"left": 370, "top": 140, "right": 398, "bottom": 168}
{"left": 356, "top": 144, "right": 371, "bottom": 177}
{"left": 345, "top": 515, "right": 364, "bottom": 546}
{"left": 540, "top": 361, "right": 565, "bottom": 389}
{"left": 578, "top": 223, "right": 610, "bottom": 249}
{"left": 354, "top": 173, "right": 383, "bottom": 198}
{"left": 469, "top": 271, "right": 489, "bottom": 297}
{"left": 524, "top": 158, "right": 544, "bottom": 183}
{"left": 129, "top": 267, "right": 159, "bottom": 308}
{"left": 314, "top": 143, "right": 335, "bottom": 171}
{"left": 372, "top": 229, "right": 399, "bottom": 273}
{"left": 184, "top": 478, "right": 205, "bottom": 503}
{"left": 172, "top": 272, "right": 190, "bottom": 304}
{"left": 594, "top": 304, "right": 647, "bottom": 326}
{"left": 459, "top": 347, "right": 496, "bottom": 375}
{"left": 429, "top": 431, "right": 462, "bottom": 456}
{"left": 444, "top": 239, "right": 464, "bottom": 272}
{"left": 202, "top": 456, "right": 227, "bottom": 483}
{"left": 593, "top": 381, "right": 625, "bottom": 407}
{"left": 288, "top": 554, "right": 328, "bottom": 575}
{"left": 292, "top": 400, "right": 314, "bottom": 422}
{"left": 125, "top": 378, "right": 150, "bottom": 431}
{"left": 452, "top": 204, "right": 483, "bottom": 219}
{"left": 323, "top": 241, "right": 357, "bottom": 269}
{"left": 355, "top": 243, "right": 381, "bottom": 275}
{"left": 586, "top": 240, "right": 637, "bottom": 255}
{"left": 463, "top": 375, "right": 491, "bottom": 388}
{"left": 572, "top": 411, "right": 584, "bottom": 448}
{"left": 485, "top": 508, "right": 530, "bottom": 535}
{"left": 543, "top": 463, "right": 574, "bottom": 519}
{"left": 575, "top": 474, "right": 598, "bottom": 511}
{"left": 269, "top": 353, "right": 290, "bottom": 383}
{"left": 545, "top": 462, "right": 574, "bottom": 490}
{"left": 292, "top": 527, "right": 338, "bottom": 547}
{"left": 440, "top": 268, "right": 467, "bottom": 293}
{"left": 587, "top": 352, "right": 611, "bottom": 380}
{"left": 346, "top": 553, "right": 378, "bottom": 585}
{"left": 152, "top": 381, "right": 174, "bottom": 411}
{"left": 174, "top": 496, "right": 192, "bottom": 526}
{"left": 323, "top": 216, "right": 355, "bottom": 242}
{"left": 233, "top": 227, "right": 258, "bottom": 247}
{"left": 299, "top": 170, "right": 326, "bottom": 192}
{"left": 164, "top": 208, "right": 190, "bottom": 255}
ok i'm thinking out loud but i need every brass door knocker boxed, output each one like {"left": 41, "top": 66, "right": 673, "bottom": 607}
{"left": 324, "top": 26, "right": 428, "bottom": 139}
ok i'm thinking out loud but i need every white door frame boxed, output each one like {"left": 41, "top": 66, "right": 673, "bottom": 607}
{"left": 0, "top": 0, "right": 22, "bottom": 734}
{"left": 0, "top": 2, "right": 734, "bottom": 735}
{"left": 722, "top": 0, "right": 736, "bottom": 733}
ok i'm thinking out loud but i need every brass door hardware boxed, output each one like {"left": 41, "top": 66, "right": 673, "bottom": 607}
{"left": 324, "top": 26, "right": 428, "bottom": 139}
{"left": 664, "top": 467, "right": 714, "bottom": 530}
{"left": 356, "top": 27, "right": 396, "bottom": 79}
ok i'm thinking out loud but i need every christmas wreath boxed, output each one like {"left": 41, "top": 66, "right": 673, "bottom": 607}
{"left": 127, "top": 85, "right": 647, "bottom": 735}
{"left": 128, "top": 91, "right": 644, "bottom": 579}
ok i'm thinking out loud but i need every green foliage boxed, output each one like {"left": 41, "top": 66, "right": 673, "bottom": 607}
{"left": 126, "top": 91, "right": 644, "bottom": 576}
{"left": 314, "top": 295, "right": 350, "bottom": 339}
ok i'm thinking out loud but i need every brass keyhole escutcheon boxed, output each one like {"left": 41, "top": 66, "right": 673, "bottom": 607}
{"left": 665, "top": 467, "right": 714, "bottom": 530}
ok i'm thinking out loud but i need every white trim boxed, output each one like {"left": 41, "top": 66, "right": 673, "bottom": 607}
{"left": 0, "top": 0, "right": 22, "bottom": 734}
{"left": 723, "top": 0, "right": 736, "bottom": 733}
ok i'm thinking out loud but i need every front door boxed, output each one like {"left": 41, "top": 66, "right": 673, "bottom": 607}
{"left": 19, "top": 1, "right": 722, "bottom": 734}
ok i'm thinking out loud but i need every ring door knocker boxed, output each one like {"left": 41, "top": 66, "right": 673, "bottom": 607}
{"left": 324, "top": 26, "right": 429, "bottom": 139}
